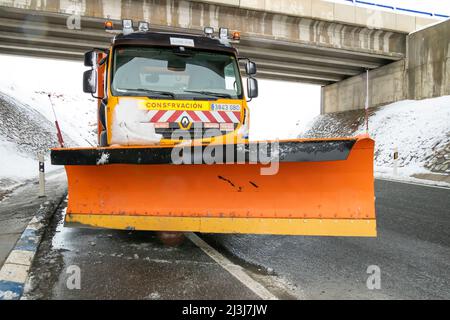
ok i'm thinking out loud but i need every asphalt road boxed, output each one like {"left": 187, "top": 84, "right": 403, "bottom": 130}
{"left": 23, "top": 179, "right": 450, "bottom": 300}
{"left": 23, "top": 206, "right": 268, "bottom": 300}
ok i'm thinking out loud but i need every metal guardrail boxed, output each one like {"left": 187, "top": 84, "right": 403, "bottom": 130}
{"left": 339, "top": 0, "right": 449, "bottom": 18}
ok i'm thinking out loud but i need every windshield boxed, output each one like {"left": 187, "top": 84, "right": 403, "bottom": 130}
{"left": 111, "top": 46, "right": 243, "bottom": 99}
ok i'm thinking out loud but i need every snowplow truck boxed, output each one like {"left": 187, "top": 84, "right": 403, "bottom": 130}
{"left": 51, "top": 20, "right": 376, "bottom": 237}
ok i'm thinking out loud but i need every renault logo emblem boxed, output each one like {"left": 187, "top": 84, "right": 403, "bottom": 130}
{"left": 180, "top": 116, "right": 190, "bottom": 129}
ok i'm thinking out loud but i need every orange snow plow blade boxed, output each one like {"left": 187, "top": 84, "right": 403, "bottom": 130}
{"left": 51, "top": 135, "right": 376, "bottom": 237}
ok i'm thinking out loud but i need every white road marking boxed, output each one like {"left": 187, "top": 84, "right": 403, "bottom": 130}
{"left": 186, "top": 232, "right": 278, "bottom": 300}
{"left": 376, "top": 177, "right": 450, "bottom": 190}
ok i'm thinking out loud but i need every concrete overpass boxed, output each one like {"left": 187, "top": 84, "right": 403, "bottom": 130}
{"left": 322, "top": 18, "right": 450, "bottom": 113}
{"left": 0, "top": 0, "right": 418, "bottom": 85}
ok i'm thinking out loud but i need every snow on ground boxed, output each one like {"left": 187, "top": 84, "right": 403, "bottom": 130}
{"left": 374, "top": 167, "right": 450, "bottom": 188}
{"left": 0, "top": 54, "right": 97, "bottom": 147}
{"left": 299, "top": 95, "right": 450, "bottom": 184}
{"left": 356, "top": 96, "right": 450, "bottom": 178}
{"left": 0, "top": 139, "right": 37, "bottom": 180}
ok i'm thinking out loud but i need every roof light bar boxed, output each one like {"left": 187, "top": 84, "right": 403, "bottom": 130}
{"left": 122, "top": 19, "right": 134, "bottom": 35}
{"left": 104, "top": 20, "right": 114, "bottom": 31}
{"left": 219, "top": 27, "right": 229, "bottom": 39}
{"left": 138, "top": 21, "right": 149, "bottom": 32}
{"left": 204, "top": 27, "right": 214, "bottom": 37}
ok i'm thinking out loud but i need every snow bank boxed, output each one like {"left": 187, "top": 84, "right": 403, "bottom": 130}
{"left": 356, "top": 96, "right": 450, "bottom": 177}
{"left": 298, "top": 95, "right": 450, "bottom": 183}
{"left": 0, "top": 139, "right": 38, "bottom": 180}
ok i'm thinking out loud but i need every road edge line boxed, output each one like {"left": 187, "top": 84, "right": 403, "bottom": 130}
{"left": 376, "top": 176, "right": 450, "bottom": 190}
{"left": 186, "top": 232, "right": 278, "bottom": 300}
{"left": 0, "top": 195, "right": 66, "bottom": 300}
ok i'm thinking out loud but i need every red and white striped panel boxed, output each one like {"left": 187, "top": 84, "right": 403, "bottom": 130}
{"left": 146, "top": 110, "right": 241, "bottom": 123}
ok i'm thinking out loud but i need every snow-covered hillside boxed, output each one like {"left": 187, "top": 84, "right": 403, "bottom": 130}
{"left": 0, "top": 55, "right": 96, "bottom": 190}
{"left": 0, "top": 94, "right": 55, "bottom": 192}
{"left": 0, "top": 55, "right": 97, "bottom": 147}
{"left": 0, "top": 91, "right": 59, "bottom": 178}
{"left": 299, "top": 96, "right": 450, "bottom": 183}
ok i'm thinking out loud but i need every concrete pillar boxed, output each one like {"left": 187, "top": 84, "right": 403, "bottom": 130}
{"left": 320, "top": 86, "right": 325, "bottom": 115}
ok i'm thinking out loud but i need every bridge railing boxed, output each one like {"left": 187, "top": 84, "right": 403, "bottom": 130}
{"left": 331, "top": 0, "right": 449, "bottom": 19}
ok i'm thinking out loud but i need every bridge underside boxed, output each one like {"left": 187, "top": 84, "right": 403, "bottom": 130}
{"left": 0, "top": 5, "right": 405, "bottom": 85}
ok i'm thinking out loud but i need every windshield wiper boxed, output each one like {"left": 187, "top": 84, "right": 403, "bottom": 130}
{"left": 183, "top": 90, "right": 232, "bottom": 99}
{"left": 118, "top": 88, "right": 176, "bottom": 98}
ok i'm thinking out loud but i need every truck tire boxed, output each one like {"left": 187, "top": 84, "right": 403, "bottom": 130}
{"left": 157, "top": 231, "right": 185, "bottom": 246}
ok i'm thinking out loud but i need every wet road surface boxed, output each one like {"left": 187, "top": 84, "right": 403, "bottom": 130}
{"left": 24, "top": 179, "right": 450, "bottom": 299}
{"left": 24, "top": 203, "right": 294, "bottom": 300}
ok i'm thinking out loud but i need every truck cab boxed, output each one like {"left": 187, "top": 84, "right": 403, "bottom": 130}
{"left": 83, "top": 22, "right": 258, "bottom": 147}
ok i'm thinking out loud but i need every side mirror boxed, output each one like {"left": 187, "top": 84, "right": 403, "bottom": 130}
{"left": 247, "top": 77, "right": 258, "bottom": 99}
{"left": 84, "top": 50, "right": 96, "bottom": 67}
{"left": 245, "top": 61, "right": 257, "bottom": 76}
{"left": 83, "top": 70, "right": 97, "bottom": 94}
